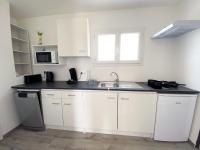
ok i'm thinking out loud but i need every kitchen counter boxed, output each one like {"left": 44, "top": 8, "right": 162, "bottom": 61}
{"left": 12, "top": 81, "right": 199, "bottom": 94}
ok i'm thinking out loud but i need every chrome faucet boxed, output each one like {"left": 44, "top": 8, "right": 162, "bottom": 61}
{"left": 110, "top": 72, "right": 119, "bottom": 85}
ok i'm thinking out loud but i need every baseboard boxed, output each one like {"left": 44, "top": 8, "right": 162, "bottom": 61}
{"left": 46, "top": 125, "right": 153, "bottom": 138}
{"left": 46, "top": 125, "right": 84, "bottom": 132}
{"left": 116, "top": 131, "right": 153, "bottom": 138}
{"left": 188, "top": 139, "right": 196, "bottom": 147}
{"left": 84, "top": 128, "right": 117, "bottom": 135}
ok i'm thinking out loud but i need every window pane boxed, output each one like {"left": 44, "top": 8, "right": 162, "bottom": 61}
{"left": 120, "top": 33, "right": 140, "bottom": 61}
{"left": 97, "top": 34, "right": 116, "bottom": 61}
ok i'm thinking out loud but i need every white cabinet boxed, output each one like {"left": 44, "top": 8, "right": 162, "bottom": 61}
{"left": 154, "top": 94, "right": 197, "bottom": 142}
{"left": 40, "top": 89, "right": 197, "bottom": 139}
{"left": 62, "top": 91, "right": 84, "bottom": 130}
{"left": 57, "top": 17, "right": 90, "bottom": 57}
{"left": 118, "top": 92, "right": 157, "bottom": 137}
{"left": 84, "top": 91, "right": 117, "bottom": 132}
{"left": 42, "top": 90, "right": 63, "bottom": 126}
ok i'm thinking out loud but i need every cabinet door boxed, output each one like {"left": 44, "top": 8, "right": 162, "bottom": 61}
{"left": 84, "top": 91, "right": 117, "bottom": 131}
{"left": 42, "top": 98, "right": 63, "bottom": 126}
{"left": 154, "top": 94, "right": 197, "bottom": 141}
{"left": 62, "top": 91, "right": 84, "bottom": 129}
{"left": 118, "top": 92, "right": 157, "bottom": 135}
{"left": 57, "top": 17, "right": 90, "bottom": 57}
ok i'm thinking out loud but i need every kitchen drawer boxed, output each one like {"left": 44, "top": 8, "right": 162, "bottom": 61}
{"left": 118, "top": 92, "right": 157, "bottom": 100}
{"left": 44, "top": 97, "right": 62, "bottom": 104}
{"left": 62, "top": 91, "right": 82, "bottom": 99}
{"left": 42, "top": 90, "right": 62, "bottom": 99}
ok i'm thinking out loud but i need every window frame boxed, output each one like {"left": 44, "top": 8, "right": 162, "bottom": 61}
{"left": 95, "top": 28, "right": 144, "bottom": 64}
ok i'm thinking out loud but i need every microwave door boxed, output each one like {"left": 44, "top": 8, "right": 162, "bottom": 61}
{"left": 36, "top": 52, "right": 52, "bottom": 63}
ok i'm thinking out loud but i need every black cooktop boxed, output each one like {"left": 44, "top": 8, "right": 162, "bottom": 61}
{"left": 148, "top": 79, "right": 185, "bottom": 89}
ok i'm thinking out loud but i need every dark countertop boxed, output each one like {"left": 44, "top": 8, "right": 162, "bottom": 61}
{"left": 12, "top": 81, "right": 199, "bottom": 94}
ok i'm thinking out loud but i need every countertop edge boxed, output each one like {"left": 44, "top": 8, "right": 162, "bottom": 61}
{"left": 11, "top": 81, "right": 199, "bottom": 95}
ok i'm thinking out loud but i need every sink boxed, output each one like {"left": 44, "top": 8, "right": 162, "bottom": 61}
{"left": 98, "top": 81, "right": 143, "bottom": 89}
{"left": 118, "top": 82, "right": 143, "bottom": 88}
{"left": 98, "top": 82, "right": 118, "bottom": 88}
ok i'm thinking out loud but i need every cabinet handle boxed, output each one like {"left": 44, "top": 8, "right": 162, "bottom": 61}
{"left": 52, "top": 103, "right": 60, "bottom": 105}
{"left": 176, "top": 102, "right": 182, "bottom": 104}
{"left": 79, "top": 50, "right": 86, "bottom": 53}
{"left": 47, "top": 94, "right": 55, "bottom": 96}
{"left": 107, "top": 97, "right": 115, "bottom": 100}
{"left": 64, "top": 103, "right": 72, "bottom": 106}
{"left": 121, "top": 98, "right": 129, "bottom": 100}
{"left": 68, "top": 94, "right": 76, "bottom": 97}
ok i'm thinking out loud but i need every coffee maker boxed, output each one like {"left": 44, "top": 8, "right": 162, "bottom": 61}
{"left": 67, "top": 68, "right": 78, "bottom": 84}
{"left": 45, "top": 71, "right": 54, "bottom": 82}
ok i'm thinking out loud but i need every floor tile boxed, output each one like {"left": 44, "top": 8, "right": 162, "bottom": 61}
{"left": 0, "top": 128, "right": 195, "bottom": 150}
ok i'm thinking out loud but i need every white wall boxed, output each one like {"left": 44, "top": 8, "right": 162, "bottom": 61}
{"left": 0, "top": 0, "right": 22, "bottom": 137}
{"left": 0, "top": 124, "right": 2, "bottom": 140}
{"left": 176, "top": 0, "right": 200, "bottom": 144}
{"left": 20, "top": 6, "right": 177, "bottom": 82}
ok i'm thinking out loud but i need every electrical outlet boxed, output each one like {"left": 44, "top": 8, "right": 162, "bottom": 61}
{"left": 79, "top": 71, "right": 87, "bottom": 81}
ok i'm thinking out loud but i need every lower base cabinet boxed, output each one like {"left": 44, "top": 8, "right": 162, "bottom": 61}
{"left": 118, "top": 92, "right": 157, "bottom": 137}
{"left": 42, "top": 90, "right": 118, "bottom": 133}
{"left": 42, "top": 90, "right": 192, "bottom": 139}
{"left": 84, "top": 91, "right": 117, "bottom": 132}
{"left": 62, "top": 91, "right": 84, "bottom": 130}
{"left": 42, "top": 97, "right": 63, "bottom": 126}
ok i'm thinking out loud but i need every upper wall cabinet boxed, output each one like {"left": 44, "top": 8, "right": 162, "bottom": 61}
{"left": 152, "top": 20, "right": 200, "bottom": 39}
{"left": 57, "top": 17, "right": 90, "bottom": 57}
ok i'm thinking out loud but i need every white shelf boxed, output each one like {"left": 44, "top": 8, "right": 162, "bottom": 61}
{"left": 12, "top": 36, "right": 29, "bottom": 43}
{"left": 32, "top": 44, "right": 57, "bottom": 47}
{"left": 11, "top": 24, "right": 27, "bottom": 32}
{"left": 15, "top": 63, "right": 30, "bottom": 65}
{"left": 33, "top": 63, "right": 63, "bottom": 66}
{"left": 13, "top": 50, "right": 30, "bottom": 54}
{"left": 152, "top": 20, "right": 200, "bottom": 39}
{"left": 16, "top": 74, "right": 31, "bottom": 77}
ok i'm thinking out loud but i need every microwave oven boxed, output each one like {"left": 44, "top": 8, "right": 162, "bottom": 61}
{"left": 35, "top": 51, "right": 58, "bottom": 64}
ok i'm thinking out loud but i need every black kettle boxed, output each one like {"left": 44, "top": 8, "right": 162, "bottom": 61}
{"left": 45, "top": 71, "right": 54, "bottom": 82}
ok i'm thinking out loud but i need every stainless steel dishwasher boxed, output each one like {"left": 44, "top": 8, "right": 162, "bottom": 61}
{"left": 15, "top": 89, "right": 45, "bottom": 131}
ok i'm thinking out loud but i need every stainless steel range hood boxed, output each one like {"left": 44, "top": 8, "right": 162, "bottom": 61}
{"left": 152, "top": 20, "right": 200, "bottom": 39}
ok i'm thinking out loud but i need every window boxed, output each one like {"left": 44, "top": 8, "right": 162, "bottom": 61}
{"left": 96, "top": 30, "right": 142, "bottom": 63}
{"left": 97, "top": 34, "right": 116, "bottom": 61}
{"left": 120, "top": 33, "right": 140, "bottom": 61}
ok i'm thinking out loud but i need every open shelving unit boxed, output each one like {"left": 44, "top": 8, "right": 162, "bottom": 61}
{"left": 11, "top": 24, "right": 32, "bottom": 76}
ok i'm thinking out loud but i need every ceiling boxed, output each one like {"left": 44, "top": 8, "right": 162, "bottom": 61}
{"left": 9, "top": 0, "right": 181, "bottom": 19}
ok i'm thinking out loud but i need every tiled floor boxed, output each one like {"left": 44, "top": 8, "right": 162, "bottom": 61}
{"left": 0, "top": 128, "right": 197, "bottom": 150}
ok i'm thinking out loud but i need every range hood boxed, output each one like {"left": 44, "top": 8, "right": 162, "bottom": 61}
{"left": 152, "top": 20, "right": 200, "bottom": 39}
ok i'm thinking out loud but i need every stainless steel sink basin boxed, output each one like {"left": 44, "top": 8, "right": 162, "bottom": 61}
{"left": 98, "top": 81, "right": 143, "bottom": 89}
